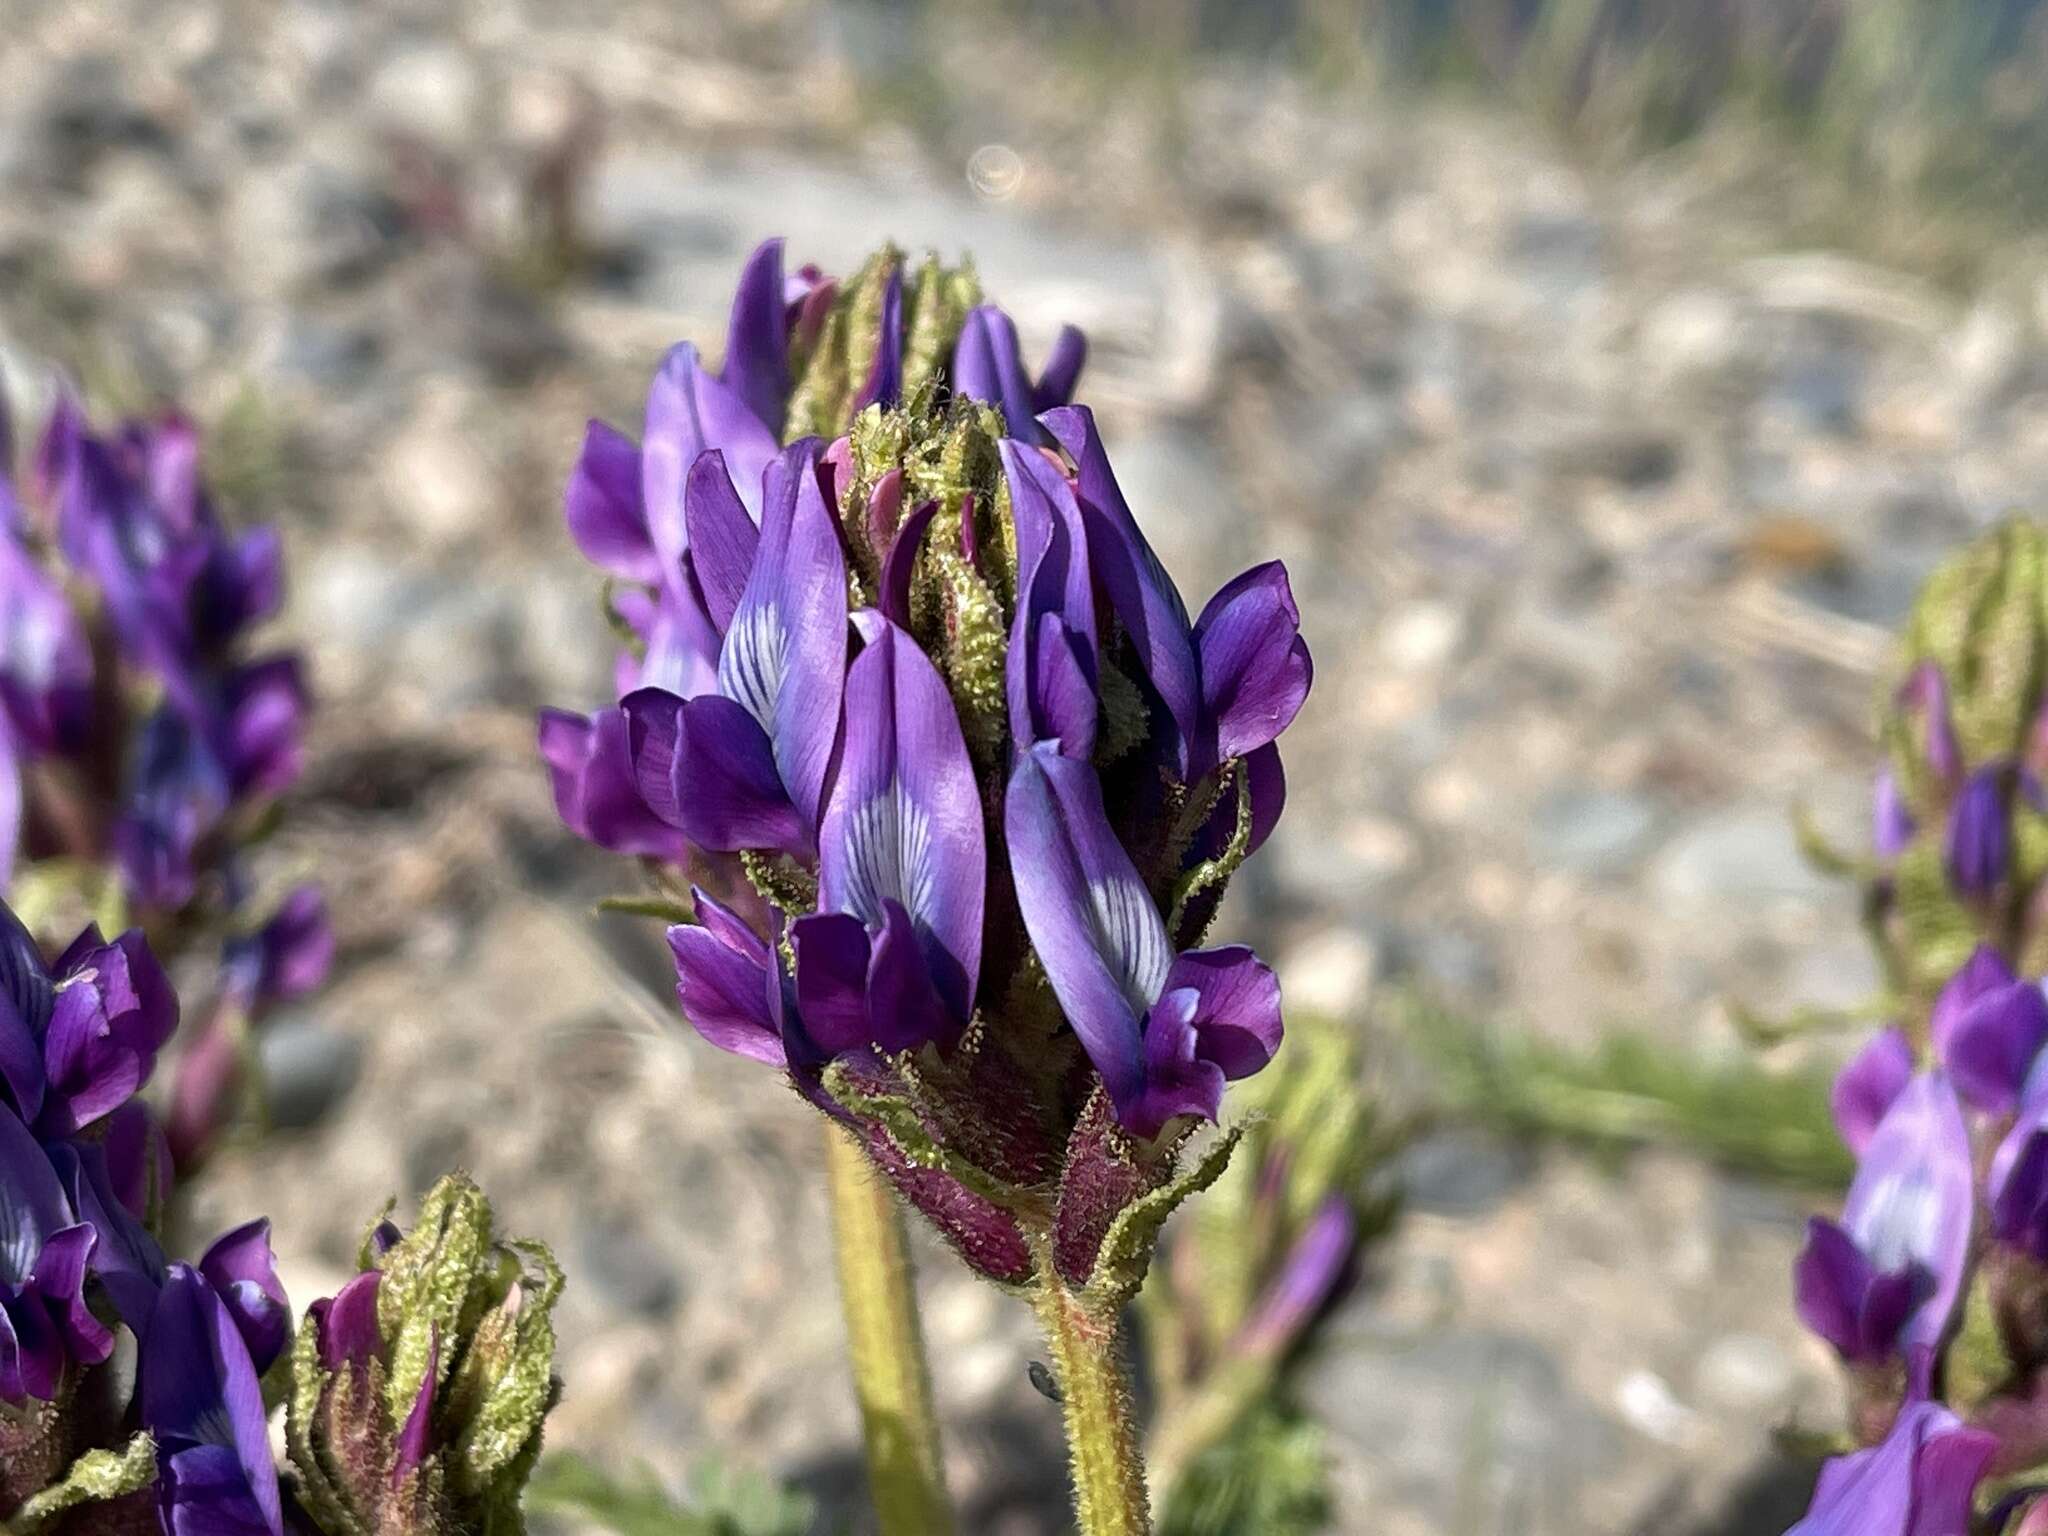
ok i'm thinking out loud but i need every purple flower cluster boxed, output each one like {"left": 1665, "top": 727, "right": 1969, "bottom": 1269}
{"left": 1785, "top": 945, "right": 2048, "bottom": 1532}
{"left": 1, "top": 892, "right": 560, "bottom": 1534}
{"left": 541, "top": 238, "right": 1308, "bottom": 1286}
{"left": 0, "top": 897, "right": 290, "bottom": 1531}
{"left": 0, "top": 391, "right": 331, "bottom": 1170}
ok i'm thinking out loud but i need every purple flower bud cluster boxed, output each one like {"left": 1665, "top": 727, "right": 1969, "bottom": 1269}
{"left": 541, "top": 238, "right": 1309, "bottom": 1287}
{"left": 0, "top": 391, "right": 331, "bottom": 1171}
{"left": 0, "top": 896, "right": 291, "bottom": 1529}
{"left": 1784, "top": 945, "right": 2048, "bottom": 1533}
{"left": 0, "top": 895, "right": 561, "bottom": 1535}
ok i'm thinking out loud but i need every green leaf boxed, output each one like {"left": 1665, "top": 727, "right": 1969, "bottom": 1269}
{"left": 1087, "top": 1125, "right": 1245, "bottom": 1308}
{"left": 5, "top": 1434, "right": 156, "bottom": 1531}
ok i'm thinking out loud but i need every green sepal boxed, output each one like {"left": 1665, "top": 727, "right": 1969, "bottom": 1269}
{"left": 1946, "top": 1267, "right": 2015, "bottom": 1418}
{"left": 820, "top": 1059, "right": 1027, "bottom": 1211}
{"left": 1892, "top": 835, "right": 1982, "bottom": 1001}
{"left": 900, "top": 252, "right": 980, "bottom": 404}
{"left": 446, "top": 1240, "right": 564, "bottom": 1500}
{"left": 283, "top": 1311, "right": 365, "bottom": 1536}
{"left": 376, "top": 1175, "right": 495, "bottom": 1426}
{"left": 1086, "top": 1125, "right": 1245, "bottom": 1309}
{"left": 1169, "top": 761, "right": 1254, "bottom": 942}
{"left": 3, "top": 1434, "right": 155, "bottom": 1532}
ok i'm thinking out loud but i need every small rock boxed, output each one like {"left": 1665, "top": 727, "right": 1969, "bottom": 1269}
{"left": 1695, "top": 1334, "right": 1797, "bottom": 1412}
{"left": 1396, "top": 1130, "right": 1530, "bottom": 1218}
{"left": 1616, "top": 1369, "right": 1701, "bottom": 1448}
{"left": 576, "top": 1215, "right": 681, "bottom": 1318}
{"left": 1277, "top": 925, "right": 1378, "bottom": 1020}
{"left": 1381, "top": 601, "right": 1465, "bottom": 671}
{"left": 258, "top": 1014, "right": 361, "bottom": 1130}
{"left": 1528, "top": 788, "right": 1660, "bottom": 877}
{"left": 381, "top": 391, "right": 497, "bottom": 545}
{"left": 1652, "top": 807, "right": 1829, "bottom": 909}
{"left": 368, "top": 44, "right": 483, "bottom": 151}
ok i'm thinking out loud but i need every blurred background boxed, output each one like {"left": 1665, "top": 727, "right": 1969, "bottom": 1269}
{"left": 11, "top": 0, "right": 2048, "bottom": 1530}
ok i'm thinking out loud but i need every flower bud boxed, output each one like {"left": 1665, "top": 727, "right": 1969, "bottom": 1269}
{"left": 286, "top": 1174, "right": 562, "bottom": 1535}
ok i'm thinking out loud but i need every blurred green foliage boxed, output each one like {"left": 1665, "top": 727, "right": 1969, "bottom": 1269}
{"left": 1401, "top": 990, "right": 1853, "bottom": 1190}
{"left": 523, "top": 1453, "right": 814, "bottom": 1536}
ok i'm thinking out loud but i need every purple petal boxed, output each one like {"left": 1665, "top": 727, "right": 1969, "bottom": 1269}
{"left": 684, "top": 451, "right": 760, "bottom": 634}
{"left": 1002, "top": 439, "right": 1098, "bottom": 758}
{"left": 1946, "top": 767, "right": 2010, "bottom": 897}
{"left": 670, "top": 694, "right": 809, "bottom": 856}
{"left": 954, "top": 308, "right": 1043, "bottom": 441}
{"left": 1931, "top": 946, "right": 2016, "bottom": 1059}
{"left": 851, "top": 262, "right": 904, "bottom": 412}
{"left": 790, "top": 909, "right": 875, "bottom": 1057}
{"left": 1042, "top": 406, "right": 1201, "bottom": 777}
{"left": 1005, "top": 744, "right": 1168, "bottom": 1115}
{"left": 1032, "top": 326, "right": 1088, "bottom": 412}
{"left": 715, "top": 442, "right": 847, "bottom": 836}
{"left": 1237, "top": 1197, "right": 1356, "bottom": 1358}
{"left": 159, "top": 1443, "right": 285, "bottom": 1536}
{"left": 1841, "top": 1072, "right": 1974, "bottom": 1360}
{"left": 43, "top": 1137, "right": 165, "bottom": 1328}
{"left": 564, "top": 419, "right": 656, "bottom": 581}
{"left": 1832, "top": 1029, "right": 1914, "bottom": 1158}
{"left": 1898, "top": 662, "right": 1963, "bottom": 786}
{"left": 1794, "top": 1216, "right": 1918, "bottom": 1362}
{"left": 0, "top": 905, "right": 45, "bottom": 1122}
{"left": 220, "top": 655, "right": 309, "bottom": 800}
{"left": 641, "top": 342, "right": 779, "bottom": 580}
{"left": 141, "top": 1265, "right": 283, "bottom": 1536}
{"left": 816, "top": 617, "right": 985, "bottom": 1020}
{"left": 311, "top": 1270, "right": 383, "bottom": 1372}
{"left": 668, "top": 897, "right": 788, "bottom": 1068}
{"left": 1192, "top": 562, "right": 1313, "bottom": 769}
{"left": 1944, "top": 979, "right": 2048, "bottom": 1113}
{"left": 27, "top": 1222, "right": 113, "bottom": 1371}
{"left": 0, "top": 1107, "right": 71, "bottom": 1287}
{"left": 1160, "top": 945, "right": 1284, "bottom": 1080}
{"left": 1126, "top": 988, "right": 1227, "bottom": 1133}
{"left": 392, "top": 1328, "right": 438, "bottom": 1482}
{"left": 620, "top": 571, "right": 724, "bottom": 700}
{"left": 536, "top": 705, "right": 691, "bottom": 862}
{"left": 197, "top": 1219, "right": 290, "bottom": 1376}
{"left": 1874, "top": 769, "right": 1915, "bottom": 860}
{"left": 0, "top": 533, "right": 94, "bottom": 753}
{"left": 192, "top": 527, "right": 285, "bottom": 650}
{"left": 1789, "top": 1399, "right": 1994, "bottom": 1536}
{"left": 722, "top": 239, "right": 792, "bottom": 438}
{"left": 1990, "top": 1106, "right": 2048, "bottom": 1261}
{"left": 879, "top": 499, "right": 939, "bottom": 629}
{"left": 863, "top": 898, "right": 961, "bottom": 1053}
{"left": 866, "top": 469, "right": 907, "bottom": 558}
{"left": 243, "top": 887, "right": 334, "bottom": 1006}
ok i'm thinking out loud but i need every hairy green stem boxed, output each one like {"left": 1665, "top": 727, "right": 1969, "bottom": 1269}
{"left": 823, "top": 1126, "right": 956, "bottom": 1536}
{"left": 1033, "top": 1263, "right": 1154, "bottom": 1536}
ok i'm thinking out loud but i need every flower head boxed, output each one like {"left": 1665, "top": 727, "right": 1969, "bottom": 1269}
{"left": 540, "top": 236, "right": 1308, "bottom": 1298}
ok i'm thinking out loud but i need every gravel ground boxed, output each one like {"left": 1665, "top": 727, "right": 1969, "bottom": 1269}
{"left": 8, "top": 2, "right": 2043, "bottom": 1530}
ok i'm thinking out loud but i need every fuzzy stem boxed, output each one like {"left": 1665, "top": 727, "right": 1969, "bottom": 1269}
{"left": 1032, "top": 1264, "right": 1154, "bottom": 1536}
{"left": 823, "top": 1124, "right": 956, "bottom": 1536}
